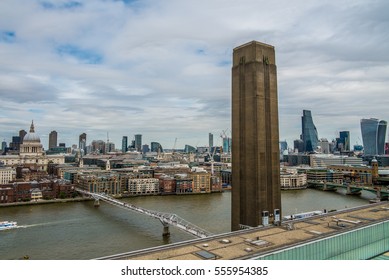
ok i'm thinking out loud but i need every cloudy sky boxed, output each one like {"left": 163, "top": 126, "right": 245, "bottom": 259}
{"left": 1, "top": 0, "right": 388, "bottom": 150}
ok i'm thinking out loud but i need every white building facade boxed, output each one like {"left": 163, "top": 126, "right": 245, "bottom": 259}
{"left": 128, "top": 178, "right": 159, "bottom": 195}
{"left": 0, "top": 166, "right": 14, "bottom": 184}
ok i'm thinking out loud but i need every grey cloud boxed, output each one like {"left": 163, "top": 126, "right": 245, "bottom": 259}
{"left": 1, "top": 0, "right": 388, "bottom": 149}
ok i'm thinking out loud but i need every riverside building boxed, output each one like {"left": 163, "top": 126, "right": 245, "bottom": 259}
{"left": 280, "top": 170, "right": 307, "bottom": 190}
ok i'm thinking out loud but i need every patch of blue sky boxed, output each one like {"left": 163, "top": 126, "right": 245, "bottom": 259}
{"left": 57, "top": 44, "right": 103, "bottom": 64}
{"left": 40, "top": 1, "right": 82, "bottom": 10}
{"left": 116, "top": 0, "right": 139, "bottom": 5}
{"left": 196, "top": 49, "right": 206, "bottom": 55}
{"left": 111, "top": 0, "right": 145, "bottom": 12}
{"left": 0, "top": 31, "right": 16, "bottom": 43}
{"left": 28, "top": 108, "right": 44, "bottom": 114}
{"left": 217, "top": 60, "right": 231, "bottom": 67}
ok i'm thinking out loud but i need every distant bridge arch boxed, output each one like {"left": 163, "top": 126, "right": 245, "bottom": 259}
{"left": 307, "top": 181, "right": 389, "bottom": 200}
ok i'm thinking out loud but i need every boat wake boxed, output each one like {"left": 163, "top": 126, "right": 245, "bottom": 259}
{"left": 17, "top": 218, "right": 87, "bottom": 229}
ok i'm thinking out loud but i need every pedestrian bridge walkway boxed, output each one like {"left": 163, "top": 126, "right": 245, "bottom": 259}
{"left": 75, "top": 188, "right": 213, "bottom": 238}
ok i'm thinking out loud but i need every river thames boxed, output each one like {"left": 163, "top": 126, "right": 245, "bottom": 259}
{"left": 0, "top": 188, "right": 377, "bottom": 260}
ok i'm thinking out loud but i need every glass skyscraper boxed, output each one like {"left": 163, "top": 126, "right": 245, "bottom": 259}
{"left": 301, "top": 110, "right": 319, "bottom": 152}
{"left": 134, "top": 134, "right": 142, "bottom": 152}
{"left": 151, "top": 142, "right": 163, "bottom": 153}
{"left": 361, "top": 118, "right": 387, "bottom": 155}
{"left": 377, "top": 121, "right": 387, "bottom": 155}
{"left": 208, "top": 133, "right": 213, "bottom": 148}
{"left": 338, "top": 131, "right": 350, "bottom": 151}
{"left": 79, "top": 133, "right": 87, "bottom": 155}
{"left": 48, "top": 130, "right": 57, "bottom": 149}
{"left": 122, "top": 136, "right": 128, "bottom": 153}
{"left": 184, "top": 144, "right": 196, "bottom": 153}
{"left": 222, "top": 137, "right": 231, "bottom": 154}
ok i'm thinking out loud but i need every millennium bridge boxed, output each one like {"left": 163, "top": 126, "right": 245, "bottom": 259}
{"left": 75, "top": 188, "right": 213, "bottom": 238}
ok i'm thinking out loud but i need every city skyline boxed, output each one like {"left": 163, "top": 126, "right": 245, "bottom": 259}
{"left": 1, "top": 1, "right": 389, "bottom": 149}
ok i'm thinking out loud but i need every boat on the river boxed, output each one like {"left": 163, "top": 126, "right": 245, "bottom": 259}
{"left": 0, "top": 221, "right": 18, "bottom": 231}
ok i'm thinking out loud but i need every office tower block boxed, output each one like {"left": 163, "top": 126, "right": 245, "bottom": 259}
{"left": 184, "top": 144, "right": 196, "bottom": 153}
{"left": 79, "top": 133, "right": 87, "bottom": 154}
{"left": 9, "top": 136, "right": 21, "bottom": 151}
{"left": 301, "top": 110, "right": 319, "bottom": 152}
{"left": 279, "top": 140, "right": 288, "bottom": 158}
{"left": 209, "top": 133, "right": 214, "bottom": 148}
{"left": 9, "top": 130, "right": 27, "bottom": 151}
{"left": 231, "top": 41, "right": 281, "bottom": 231}
{"left": 339, "top": 131, "right": 350, "bottom": 151}
{"left": 135, "top": 134, "right": 142, "bottom": 152}
{"left": 377, "top": 121, "right": 387, "bottom": 155}
{"left": 122, "top": 136, "right": 128, "bottom": 153}
{"left": 361, "top": 118, "right": 387, "bottom": 155}
{"left": 293, "top": 139, "right": 304, "bottom": 153}
{"left": 222, "top": 137, "right": 232, "bottom": 154}
{"left": 142, "top": 144, "right": 150, "bottom": 154}
{"left": 151, "top": 142, "right": 163, "bottom": 153}
{"left": 19, "top": 130, "right": 27, "bottom": 144}
{"left": 1, "top": 140, "right": 6, "bottom": 153}
{"left": 49, "top": 131, "right": 57, "bottom": 149}
{"left": 319, "top": 138, "right": 330, "bottom": 154}
{"left": 106, "top": 142, "right": 115, "bottom": 153}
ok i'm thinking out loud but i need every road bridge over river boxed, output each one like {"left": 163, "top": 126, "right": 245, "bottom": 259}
{"left": 307, "top": 181, "right": 389, "bottom": 200}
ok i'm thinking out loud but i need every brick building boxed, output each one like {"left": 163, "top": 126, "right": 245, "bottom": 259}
{"left": 0, "top": 180, "right": 75, "bottom": 203}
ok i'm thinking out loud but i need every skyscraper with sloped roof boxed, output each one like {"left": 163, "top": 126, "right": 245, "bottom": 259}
{"left": 301, "top": 110, "right": 319, "bottom": 152}
{"left": 361, "top": 118, "right": 387, "bottom": 155}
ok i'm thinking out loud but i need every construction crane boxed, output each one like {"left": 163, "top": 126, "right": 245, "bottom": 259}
{"left": 208, "top": 137, "right": 220, "bottom": 176}
{"left": 208, "top": 147, "right": 216, "bottom": 175}
{"left": 220, "top": 128, "right": 229, "bottom": 139}
{"left": 220, "top": 128, "right": 231, "bottom": 154}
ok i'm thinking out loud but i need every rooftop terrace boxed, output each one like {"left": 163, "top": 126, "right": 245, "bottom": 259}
{"left": 99, "top": 201, "right": 389, "bottom": 260}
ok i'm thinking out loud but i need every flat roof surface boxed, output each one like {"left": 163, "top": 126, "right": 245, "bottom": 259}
{"left": 101, "top": 202, "right": 389, "bottom": 260}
